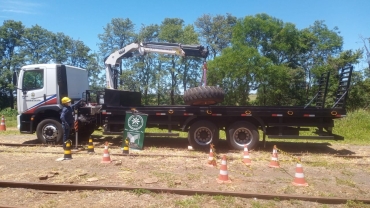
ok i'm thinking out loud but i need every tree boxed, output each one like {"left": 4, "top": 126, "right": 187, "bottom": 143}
{"left": 195, "top": 14, "right": 237, "bottom": 59}
{"left": 86, "top": 52, "right": 105, "bottom": 91}
{"left": 231, "top": 14, "right": 307, "bottom": 105}
{"left": 322, "top": 50, "right": 362, "bottom": 109}
{"left": 0, "top": 20, "right": 25, "bottom": 109}
{"left": 135, "top": 24, "right": 160, "bottom": 105}
{"left": 208, "top": 44, "right": 267, "bottom": 105}
{"left": 49, "top": 32, "right": 72, "bottom": 64}
{"left": 21, "top": 24, "right": 53, "bottom": 64}
{"left": 97, "top": 18, "right": 136, "bottom": 87}
{"left": 158, "top": 18, "right": 200, "bottom": 105}
{"left": 67, "top": 39, "right": 92, "bottom": 68}
{"left": 179, "top": 24, "right": 204, "bottom": 93}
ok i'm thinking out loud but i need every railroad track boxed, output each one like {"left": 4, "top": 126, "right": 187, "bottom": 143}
{"left": 1, "top": 142, "right": 370, "bottom": 159}
{"left": 0, "top": 180, "right": 369, "bottom": 205}
{"left": 1, "top": 146, "right": 370, "bottom": 167}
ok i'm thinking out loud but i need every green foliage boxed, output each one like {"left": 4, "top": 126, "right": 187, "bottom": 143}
{"left": 135, "top": 24, "right": 160, "bottom": 104}
{"left": 0, "top": 107, "right": 17, "bottom": 128}
{"left": 345, "top": 200, "right": 366, "bottom": 208}
{"left": 333, "top": 109, "right": 370, "bottom": 144}
{"left": 256, "top": 65, "right": 306, "bottom": 106}
{"left": 226, "top": 14, "right": 365, "bottom": 107}
{"left": 195, "top": 13, "right": 237, "bottom": 59}
{"left": 208, "top": 44, "right": 265, "bottom": 105}
{"left": 157, "top": 18, "right": 201, "bottom": 105}
{"left": 0, "top": 107, "right": 17, "bottom": 117}
{"left": 97, "top": 18, "right": 136, "bottom": 56}
{"left": 22, "top": 24, "right": 53, "bottom": 64}
{"left": 0, "top": 20, "right": 25, "bottom": 109}
{"left": 174, "top": 194, "right": 203, "bottom": 208}
{"left": 131, "top": 188, "right": 151, "bottom": 196}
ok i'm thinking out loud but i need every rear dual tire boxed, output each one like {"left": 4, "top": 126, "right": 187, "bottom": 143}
{"left": 187, "top": 120, "right": 219, "bottom": 150}
{"left": 226, "top": 121, "right": 259, "bottom": 150}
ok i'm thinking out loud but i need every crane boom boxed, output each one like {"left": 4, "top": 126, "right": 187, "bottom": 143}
{"left": 104, "top": 42, "right": 209, "bottom": 89}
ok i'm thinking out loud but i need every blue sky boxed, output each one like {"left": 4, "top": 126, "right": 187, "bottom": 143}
{"left": 1, "top": 0, "right": 369, "bottom": 68}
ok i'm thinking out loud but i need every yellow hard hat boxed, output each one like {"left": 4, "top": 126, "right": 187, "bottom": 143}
{"left": 61, "top": 97, "right": 71, "bottom": 104}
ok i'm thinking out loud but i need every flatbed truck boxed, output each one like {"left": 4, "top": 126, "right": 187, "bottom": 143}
{"left": 16, "top": 42, "right": 353, "bottom": 150}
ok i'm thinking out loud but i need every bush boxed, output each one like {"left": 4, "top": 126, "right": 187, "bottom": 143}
{"left": 0, "top": 107, "right": 18, "bottom": 117}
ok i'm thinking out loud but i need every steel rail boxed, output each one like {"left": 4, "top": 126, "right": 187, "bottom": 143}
{"left": 3, "top": 149, "right": 369, "bottom": 166}
{"left": 1, "top": 148, "right": 369, "bottom": 161}
{"left": 1, "top": 149, "right": 370, "bottom": 163}
{"left": 0, "top": 149, "right": 202, "bottom": 158}
{"left": 0, "top": 143, "right": 121, "bottom": 149}
{"left": 0, "top": 181, "right": 369, "bottom": 204}
{"left": 1, "top": 143, "right": 370, "bottom": 159}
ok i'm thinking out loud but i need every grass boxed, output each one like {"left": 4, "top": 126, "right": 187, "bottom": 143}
{"left": 131, "top": 188, "right": 152, "bottom": 196}
{"left": 266, "top": 109, "right": 370, "bottom": 145}
{"left": 335, "top": 177, "right": 356, "bottom": 188}
{"left": 332, "top": 109, "right": 370, "bottom": 144}
{"left": 346, "top": 200, "right": 366, "bottom": 208}
{"left": 2, "top": 108, "right": 370, "bottom": 145}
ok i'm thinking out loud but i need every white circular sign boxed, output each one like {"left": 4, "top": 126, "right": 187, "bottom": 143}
{"left": 127, "top": 115, "right": 144, "bottom": 131}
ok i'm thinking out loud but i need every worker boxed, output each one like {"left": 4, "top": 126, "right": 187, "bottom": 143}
{"left": 60, "top": 97, "right": 83, "bottom": 149}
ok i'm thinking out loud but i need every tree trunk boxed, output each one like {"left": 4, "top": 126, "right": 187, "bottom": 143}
{"left": 9, "top": 89, "right": 14, "bottom": 109}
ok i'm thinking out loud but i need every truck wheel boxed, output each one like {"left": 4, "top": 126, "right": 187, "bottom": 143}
{"left": 183, "top": 86, "right": 225, "bottom": 106}
{"left": 188, "top": 120, "right": 219, "bottom": 150}
{"left": 227, "top": 121, "right": 259, "bottom": 150}
{"left": 36, "top": 119, "right": 63, "bottom": 144}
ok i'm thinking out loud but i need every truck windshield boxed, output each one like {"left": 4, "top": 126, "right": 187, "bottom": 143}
{"left": 23, "top": 69, "right": 44, "bottom": 90}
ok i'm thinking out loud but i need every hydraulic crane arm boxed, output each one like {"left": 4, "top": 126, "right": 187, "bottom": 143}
{"left": 104, "top": 42, "right": 209, "bottom": 89}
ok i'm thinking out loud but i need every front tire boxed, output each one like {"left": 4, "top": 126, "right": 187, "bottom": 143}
{"left": 227, "top": 121, "right": 259, "bottom": 150}
{"left": 36, "top": 118, "right": 63, "bottom": 144}
{"left": 188, "top": 120, "right": 219, "bottom": 150}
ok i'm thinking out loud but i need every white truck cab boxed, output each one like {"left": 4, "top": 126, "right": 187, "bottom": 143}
{"left": 16, "top": 64, "right": 89, "bottom": 143}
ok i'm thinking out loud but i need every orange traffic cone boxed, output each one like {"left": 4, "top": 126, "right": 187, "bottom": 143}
{"left": 207, "top": 144, "right": 216, "bottom": 167}
{"left": 292, "top": 158, "right": 308, "bottom": 186}
{"left": 242, "top": 144, "right": 251, "bottom": 165}
{"left": 101, "top": 142, "right": 112, "bottom": 163}
{"left": 216, "top": 155, "right": 231, "bottom": 183}
{"left": 268, "top": 145, "right": 280, "bottom": 168}
{"left": 0, "top": 115, "right": 6, "bottom": 131}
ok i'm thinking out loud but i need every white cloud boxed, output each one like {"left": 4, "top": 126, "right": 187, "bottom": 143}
{"left": 0, "top": 0, "right": 43, "bottom": 15}
{"left": 2, "top": 9, "right": 36, "bottom": 14}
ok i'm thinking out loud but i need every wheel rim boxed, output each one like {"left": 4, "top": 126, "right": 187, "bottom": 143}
{"left": 42, "top": 124, "right": 58, "bottom": 142}
{"left": 232, "top": 128, "right": 253, "bottom": 147}
{"left": 193, "top": 127, "right": 213, "bottom": 145}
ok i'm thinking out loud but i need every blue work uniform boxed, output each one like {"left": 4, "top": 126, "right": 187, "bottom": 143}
{"left": 60, "top": 99, "right": 82, "bottom": 146}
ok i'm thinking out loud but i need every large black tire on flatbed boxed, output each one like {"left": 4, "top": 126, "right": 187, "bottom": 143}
{"left": 183, "top": 86, "right": 225, "bottom": 106}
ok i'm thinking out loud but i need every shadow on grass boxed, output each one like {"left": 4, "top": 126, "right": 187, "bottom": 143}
{"left": 16, "top": 130, "right": 355, "bottom": 155}
{"left": 88, "top": 134, "right": 356, "bottom": 155}
{"left": 253, "top": 141, "right": 356, "bottom": 155}
{"left": 22, "top": 139, "right": 41, "bottom": 144}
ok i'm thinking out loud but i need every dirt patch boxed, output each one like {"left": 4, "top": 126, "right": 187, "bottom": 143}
{"left": 0, "top": 133, "right": 370, "bottom": 208}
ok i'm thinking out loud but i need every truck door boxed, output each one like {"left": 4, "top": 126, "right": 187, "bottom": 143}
{"left": 18, "top": 67, "right": 47, "bottom": 114}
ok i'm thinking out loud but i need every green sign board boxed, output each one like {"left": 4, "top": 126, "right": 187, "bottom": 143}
{"left": 123, "top": 111, "right": 148, "bottom": 150}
